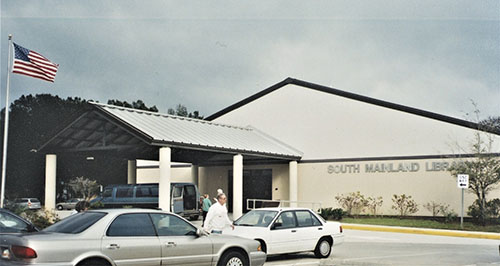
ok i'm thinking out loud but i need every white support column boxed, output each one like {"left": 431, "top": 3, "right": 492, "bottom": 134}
{"left": 233, "top": 154, "right": 243, "bottom": 220}
{"left": 45, "top": 154, "right": 57, "bottom": 211}
{"left": 191, "top": 164, "right": 199, "bottom": 188}
{"left": 159, "top": 147, "right": 171, "bottom": 211}
{"left": 289, "top": 161, "right": 298, "bottom": 207}
{"left": 127, "top": 160, "right": 137, "bottom": 184}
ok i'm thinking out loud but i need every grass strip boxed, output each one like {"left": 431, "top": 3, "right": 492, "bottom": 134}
{"left": 341, "top": 217, "right": 500, "bottom": 233}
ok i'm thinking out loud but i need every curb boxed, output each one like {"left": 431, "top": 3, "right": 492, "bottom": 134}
{"left": 342, "top": 223, "right": 500, "bottom": 240}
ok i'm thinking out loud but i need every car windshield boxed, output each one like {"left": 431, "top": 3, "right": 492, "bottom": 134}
{"left": 234, "top": 210, "right": 277, "bottom": 227}
{"left": 44, "top": 211, "right": 106, "bottom": 234}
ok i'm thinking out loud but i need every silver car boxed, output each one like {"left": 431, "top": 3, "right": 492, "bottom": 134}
{"left": 0, "top": 208, "right": 266, "bottom": 266}
{"left": 56, "top": 198, "right": 84, "bottom": 210}
{"left": 13, "top": 198, "right": 41, "bottom": 210}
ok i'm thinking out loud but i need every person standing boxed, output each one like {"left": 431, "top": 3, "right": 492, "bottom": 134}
{"left": 201, "top": 194, "right": 212, "bottom": 226}
{"left": 203, "top": 193, "right": 234, "bottom": 234}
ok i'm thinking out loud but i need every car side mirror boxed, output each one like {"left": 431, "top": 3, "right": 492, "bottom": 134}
{"left": 271, "top": 222, "right": 282, "bottom": 230}
{"left": 28, "top": 224, "right": 38, "bottom": 232}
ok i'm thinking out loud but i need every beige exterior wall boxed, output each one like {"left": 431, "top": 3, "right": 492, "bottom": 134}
{"left": 298, "top": 158, "right": 500, "bottom": 216}
{"left": 213, "top": 84, "right": 500, "bottom": 160}
{"left": 198, "top": 164, "right": 290, "bottom": 202}
{"left": 136, "top": 157, "right": 500, "bottom": 216}
{"left": 137, "top": 166, "right": 193, "bottom": 184}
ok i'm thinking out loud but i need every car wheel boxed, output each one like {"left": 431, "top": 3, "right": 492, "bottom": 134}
{"left": 77, "top": 258, "right": 110, "bottom": 266}
{"left": 56, "top": 205, "right": 63, "bottom": 210}
{"left": 217, "top": 250, "right": 248, "bottom": 266}
{"left": 314, "top": 237, "right": 332, "bottom": 258}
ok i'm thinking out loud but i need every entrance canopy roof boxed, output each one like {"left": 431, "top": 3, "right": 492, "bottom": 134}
{"left": 39, "top": 102, "right": 302, "bottom": 164}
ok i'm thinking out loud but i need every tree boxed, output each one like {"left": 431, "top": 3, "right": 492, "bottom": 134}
{"left": 1, "top": 94, "right": 129, "bottom": 202}
{"left": 68, "top": 176, "right": 100, "bottom": 201}
{"left": 167, "top": 104, "right": 204, "bottom": 119}
{"left": 107, "top": 99, "right": 158, "bottom": 112}
{"left": 1, "top": 94, "right": 89, "bottom": 200}
{"left": 448, "top": 110, "right": 500, "bottom": 224}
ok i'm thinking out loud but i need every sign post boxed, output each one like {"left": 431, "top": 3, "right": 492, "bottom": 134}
{"left": 457, "top": 174, "right": 469, "bottom": 229}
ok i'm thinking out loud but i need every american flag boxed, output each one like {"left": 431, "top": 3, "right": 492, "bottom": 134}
{"left": 12, "top": 43, "right": 59, "bottom": 82}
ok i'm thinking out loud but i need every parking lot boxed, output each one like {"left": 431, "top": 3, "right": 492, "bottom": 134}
{"left": 188, "top": 218, "right": 500, "bottom": 265}
{"left": 265, "top": 229, "right": 500, "bottom": 265}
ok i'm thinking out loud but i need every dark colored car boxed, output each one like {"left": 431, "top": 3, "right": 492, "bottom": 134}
{"left": 0, "top": 208, "right": 39, "bottom": 234}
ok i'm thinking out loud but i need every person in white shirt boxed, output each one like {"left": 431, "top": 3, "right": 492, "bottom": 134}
{"left": 203, "top": 193, "right": 234, "bottom": 234}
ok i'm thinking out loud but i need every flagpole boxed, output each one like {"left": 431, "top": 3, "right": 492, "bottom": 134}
{"left": 0, "top": 34, "right": 12, "bottom": 208}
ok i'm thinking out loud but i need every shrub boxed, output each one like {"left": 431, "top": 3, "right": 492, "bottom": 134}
{"left": 330, "top": 208, "right": 345, "bottom": 220}
{"left": 335, "top": 191, "right": 368, "bottom": 216}
{"left": 439, "top": 205, "right": 458, "bottom": 223}
{"left": 90, "top": 201, "right": 104, "bottom": 209}
{"left": 367, "top": 196, "right": 383, "bottom": 216}
{"left": 318, "top": 207, "right": 345, "bottom": 220}
{"left": 424, "top": 201, "right": 448, "bottom": 217}
{"left": 391, "top": 194, "right": 418, "bottom": 217}
{"left": 318, "top": 207, "right": 332, "bottom": 220}
{"left": 8, "top": 207, "right": 59, "bottom": 229}
{"left": 468, "top": 198, "right": 500, "bottom": 223}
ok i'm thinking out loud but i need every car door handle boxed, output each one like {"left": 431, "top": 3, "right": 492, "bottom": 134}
{"left": 318, "top": 228, "right": 323, "bottom": 230}
{"left": 291, "top": 230, "right": 297, "bottom": 233}
{"left": 106, "top": 244, "right": 120, "bottom": 250}
{"left": 166, "top": 242, "right": 177, "bottom": 247}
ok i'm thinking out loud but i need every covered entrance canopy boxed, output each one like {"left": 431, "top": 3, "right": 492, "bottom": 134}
{"left": 39, "top": 102, "right": 302, "bottom": 218}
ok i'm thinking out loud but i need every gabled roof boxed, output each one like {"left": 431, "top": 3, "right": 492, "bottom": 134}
{"left": 39, "top": 102, "right": 302, "bottom": 161}
{"left": 206, "top": 77, "right": 500, "bottom": 135}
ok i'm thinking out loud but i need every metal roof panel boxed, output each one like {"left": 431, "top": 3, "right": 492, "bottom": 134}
{"left": 91, "top": 102, "right": 302, "bottom": 159}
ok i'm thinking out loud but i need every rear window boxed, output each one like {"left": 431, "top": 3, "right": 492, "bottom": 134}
{"left": 184, "top": 185, "right": 196, "bottom": 197}
{"left": 151, "top": 187, "right": 159, "bottom": 197}
{"left": 102, "top": 188, "right": 113, "bottom": 198}
{"left": 136, "top": 187, "right": 153, "bottom": 198}
{"left": 173, "top": 186, "right": 182, "bottom": 198}
{"left": 30, "top": 199, "right": 40, "bottom": 203}
{"left": 116, "top": 187, "right": 133, "bottom": 198}
{"left": 44, "top": 212, "right": 106, "bottom": 234}
{"left": 107, "top": 213, "right": 156, "bottom": 236}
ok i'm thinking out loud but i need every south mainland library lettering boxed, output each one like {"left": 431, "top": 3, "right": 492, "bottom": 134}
{"left": 327, "top": 161, "right": 463, "bottom": 174}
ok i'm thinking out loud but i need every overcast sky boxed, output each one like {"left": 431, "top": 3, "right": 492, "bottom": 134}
{"left": 1, "top": 1, "right": 499, "bottom": 121}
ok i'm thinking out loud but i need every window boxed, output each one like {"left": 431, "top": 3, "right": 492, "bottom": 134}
{"left": 116, "top": 187, "right": 133, "bottom": 198}
{"left": 295, "top": 210, "right": 321, "bottom": 227}
{"left": 150, "top": 214, "right": 197, "bottom": 236}
{"left": 44, "top": 212, "right": 106, "bottom": 234}
{"left": 184, "top": 185, "right": 196, "bottom": 197}
{"left": 136, "top": 187, "right": 152, "bottom": 198}
{"left": 234, "top": 210, "right": 277, "bottom": 227}
{"left": 151, "top": 187, "right": 159, "bottom": 197}
{"left": 0, "top": 212, "right": 30, "bottom": 233}
{"left": 107, "top": 213, "right": 156, "bottom": 236}
{"left": 273, "top": 211, "right": 296, "bottom": 229}
{"left": 102, "top": 188, "right": 113, "bottom": 198}
{"left": 173, "top": 186, "right": 182, "bottom": 198}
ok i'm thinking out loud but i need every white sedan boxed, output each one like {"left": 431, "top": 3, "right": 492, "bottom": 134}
{"left": 224, "top": 207, "right": 344, "bottom": 258}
